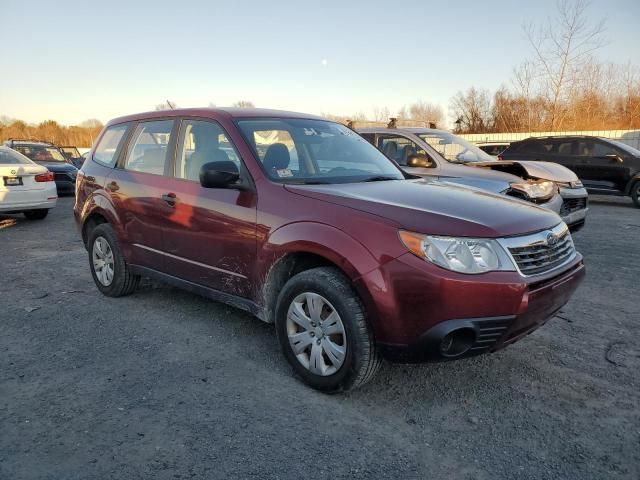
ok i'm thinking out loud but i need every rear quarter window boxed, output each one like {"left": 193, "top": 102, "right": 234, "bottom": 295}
{"left": 93, "top": 124, "right": 130, "bottom": 167}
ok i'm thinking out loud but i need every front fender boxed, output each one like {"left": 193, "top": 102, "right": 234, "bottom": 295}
{"left": 261, "top": 221, "right": 380, "bottom": 281}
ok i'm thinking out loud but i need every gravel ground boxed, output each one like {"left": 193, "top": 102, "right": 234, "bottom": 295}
{"left": 1, "top": 196, "right": 639, "bottom": 480}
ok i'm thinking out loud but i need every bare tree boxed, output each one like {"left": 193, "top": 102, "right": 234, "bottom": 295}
{"left": 372, "top": 106, "right": 391, "bottom": 123}
{"left": 155, "top": 100, "right": 177, "bottom": 111}
{"left": 407, "top": 101, "right": 444, "bottom": 126}
{"left": 233, "top": 100, "right": 255, "bottom": 108}
{"left": 524, "top": 0, "right": 607, "bottom": 130}
{"left": 449, "top": 87, "right": 493, "bottom": 133}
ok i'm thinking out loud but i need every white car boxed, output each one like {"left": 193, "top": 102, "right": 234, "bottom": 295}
{"left": 0, "top": 146, "right": 57, "bottom": 219}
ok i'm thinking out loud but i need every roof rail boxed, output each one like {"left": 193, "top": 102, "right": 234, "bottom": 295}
{"left": 521, "top": 134, "right": 596, "bottom": 140}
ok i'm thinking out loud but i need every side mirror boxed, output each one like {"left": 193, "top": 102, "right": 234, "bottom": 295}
{"left": 199, "top": 162, "right": 240, "bottom": 188}
{"left": 605, "top": 154, "right": 623, "bottom": 163}
{"left": 406, "top": 154, "right": 433, "bottom": 168}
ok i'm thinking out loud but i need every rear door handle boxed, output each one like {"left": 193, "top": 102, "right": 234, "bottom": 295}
{"left": 162, "top": 192, "right": 177, "bottom": 206}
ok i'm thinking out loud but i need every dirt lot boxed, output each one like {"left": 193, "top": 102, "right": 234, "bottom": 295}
{"left": 1, "top": 196, "right": 639, "bottom": 479}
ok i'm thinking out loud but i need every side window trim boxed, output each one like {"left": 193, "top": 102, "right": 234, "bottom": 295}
{"left": 93, "top": 122, "right": 133, "bottom": 168}
{"left": 173, "top": 116, "right": 250, "bottom": 185}
{"left": 118, "top": 118, "right": 178, "bottom": 176}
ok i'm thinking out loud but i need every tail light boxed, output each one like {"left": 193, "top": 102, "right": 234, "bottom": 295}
{"left": 35, "top": 171, "right": 55, "bottom": 182}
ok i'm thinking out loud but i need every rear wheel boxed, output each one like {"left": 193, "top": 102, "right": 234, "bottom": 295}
{"left": 23, "top": 209, "right": 48, "bottom": 220}
{"left": 88, "top": 223, "right": 140, "bottom": 297}
{"left": 275, "top": 267, "right": 381, "bottom": 392}
{"left": 631, "top": 180, "right": 640, "bottom": 208}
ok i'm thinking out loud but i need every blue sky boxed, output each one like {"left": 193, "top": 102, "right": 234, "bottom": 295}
{"left": 1, "top": 0, "right": 638, "bottom": 125}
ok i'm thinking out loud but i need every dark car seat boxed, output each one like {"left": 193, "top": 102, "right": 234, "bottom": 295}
{"left": 263, "top": 143, "right": 290, "bottom": 175}
{"left": 382, "top": 141, "right": 398, "bottom": 160}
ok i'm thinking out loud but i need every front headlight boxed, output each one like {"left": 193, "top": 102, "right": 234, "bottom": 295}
{"left": 398, "top": 231, "right": 515, "bottom": 274}
{"left": 510, "top": 180, "right": 556, "bottom": 200}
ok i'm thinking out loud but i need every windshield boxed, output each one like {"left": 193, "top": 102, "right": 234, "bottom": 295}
{"left": 61, "top": 147, "right": 81, "bottom": 158}
{"left": 0, "top": 147, "right": 35, "bottom": 165}
{"left": 606, "top": 138, "right": 640, "bottom": 157}
{"left": 237, "top": 119, "right": 405, "bottom": 184}
{"left": 14, "top": 145, "right": 67, "bottom": 162}
{"left": 418, "top": 132, "right": 494, "bottom": 163}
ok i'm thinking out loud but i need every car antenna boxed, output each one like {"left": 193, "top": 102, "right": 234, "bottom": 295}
{"left": 166, "top": 100, "right": 176, "bottom": 110}
{"left": 346, "top": 119, "right": 356, "bottom": 130}
{"left": 387, "top": 117, "right": 397, "bottom": 129}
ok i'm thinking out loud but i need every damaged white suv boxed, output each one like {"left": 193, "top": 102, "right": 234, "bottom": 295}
{"left": 358, "top": 127, "right": 588, "bottom": 232}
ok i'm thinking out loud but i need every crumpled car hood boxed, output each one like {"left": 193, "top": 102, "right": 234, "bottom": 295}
{"left": 471, "top": 160, "right": 578, "bottom": 183}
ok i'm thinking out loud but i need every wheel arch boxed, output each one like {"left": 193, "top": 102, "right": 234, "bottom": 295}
{"left": 79, "top": 193, "right": 122, "bottom": 249}
{"left": 624, "top": 174, "right": 640, "bottom": 196}
{"left": 257, "top": 222, "right": 380, "bottom": 323}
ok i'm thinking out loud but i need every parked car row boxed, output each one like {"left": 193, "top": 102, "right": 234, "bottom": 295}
{"left": 499, "top": 136, "right": 640, "bottom": 207}
{"left": 2, "top": 139, "right": 80, "bottom": 195}
{"left": 0, "top": 146, "right": 57, "bottom": 219}
{"left": 73, "top": 108, "right": 586, "bottom": 392}
{"left": 357, "top": 128, "right": 589, "bottom": 231}
{"left": 468, "top": 136, "right": 640, "bottom": 207}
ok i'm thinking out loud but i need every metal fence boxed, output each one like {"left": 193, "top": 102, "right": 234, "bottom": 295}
{"left": 459, "top": 130, "right": 640, "bottom": 150}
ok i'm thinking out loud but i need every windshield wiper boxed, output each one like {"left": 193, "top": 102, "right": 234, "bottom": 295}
{"left": 288, "top": 179, "right": 332, "bottom": 185}
{"left": 361, "top": 176, "right": 400, "bottom": 182}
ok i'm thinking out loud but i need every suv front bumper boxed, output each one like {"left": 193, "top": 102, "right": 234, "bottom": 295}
{"left": 558, "top": 186, "right": 588, "bottom": 231}
{"left": 355, "top": 252, "right": 585, "bottom": 363}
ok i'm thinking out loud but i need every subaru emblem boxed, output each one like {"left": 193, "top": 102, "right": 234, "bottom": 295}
{"left": 10, "top": 169, "right": 16, "bottom": 175}
{"left": 546, "top": 232, "right": 558, "bottom": 246}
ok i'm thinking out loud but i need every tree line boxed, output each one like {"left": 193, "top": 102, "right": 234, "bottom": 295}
{"left": 450, "top": 0, "right": 640, "bottom": 133}
{"left": 2, "top": 2, "right": 638, "bottom": 146}
{"left": 0, "top": 117, "right": 103, "bottom": 148}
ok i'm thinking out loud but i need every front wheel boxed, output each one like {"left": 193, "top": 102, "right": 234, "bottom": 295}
{"left": 23, "top": 209, "right": 48, "bottom": 220}
{"left": 87, "top": 223, "right": 140, "bottom": 297}
{"left": 275, "top": 267, "right": 381, "bottom": 392}
{"left": 631, "top": 180, "right": 640, "bottom": 208}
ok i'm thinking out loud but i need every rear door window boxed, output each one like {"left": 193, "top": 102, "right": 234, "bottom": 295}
{"left": 93, "top": 124, "right": 129, "bottom": 167}
{"left": 124, "top": 120, "right": 175, "bottom": 175}
{"left": 553, "top": 140, "right": 575, "bottom": 155}
{"left": 575, "top": 140, "right": 619, "bottom": 157}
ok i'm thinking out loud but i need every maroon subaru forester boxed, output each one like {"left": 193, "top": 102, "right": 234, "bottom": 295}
{"left": 74, "top": 108, "right": 585, "bottom": 391}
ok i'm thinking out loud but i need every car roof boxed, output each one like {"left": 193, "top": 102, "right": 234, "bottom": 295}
{"left": 357, "top": 127, "right": 451, "bottom": 135}
{"left": 106, "top": 107, "right": 327, "bottom": 126}
{"left": 4, "top": 139, "right": 56, "bottom": 147}
{"left": 517, "top": 135, "right": 603, "bottom": 142}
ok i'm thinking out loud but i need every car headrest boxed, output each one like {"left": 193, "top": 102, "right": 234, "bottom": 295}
{"left": 383, "top": 141, "right": 398, "bottom": 159}
{"left": 400, "top": 145, "right": 416, "bottom": 165}
{"left": 263, "top": 143, "right": 290, "bottom": 172}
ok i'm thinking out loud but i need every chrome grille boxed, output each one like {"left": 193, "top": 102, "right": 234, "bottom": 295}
{"left": 499, "top": 223, "right": 576, "bottom": 276}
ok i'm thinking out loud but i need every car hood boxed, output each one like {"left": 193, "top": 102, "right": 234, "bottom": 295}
{"left": 405, "top": 162, "right": 521, "bottom": 193}
{"left": 470, "top": 160, "right": 578, "bottom": 183}
{"left": 285, "top": 179, "right": 560, "bottom": 238}
{"left": 34, "top": 161, "right": 78, "bottom": 173}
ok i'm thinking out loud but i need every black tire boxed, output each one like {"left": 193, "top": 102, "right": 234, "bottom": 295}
{"left": 631, "top": 180, "right": 640, "bottom": 208}
{"left": 23, "top": 209, "right": 48, "bottom": 220}
{"left": 275, "top": 267, "right": 381, "bottom": 392}
{"left": 87, "top": 223, "right": 140, "bottom": 297}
